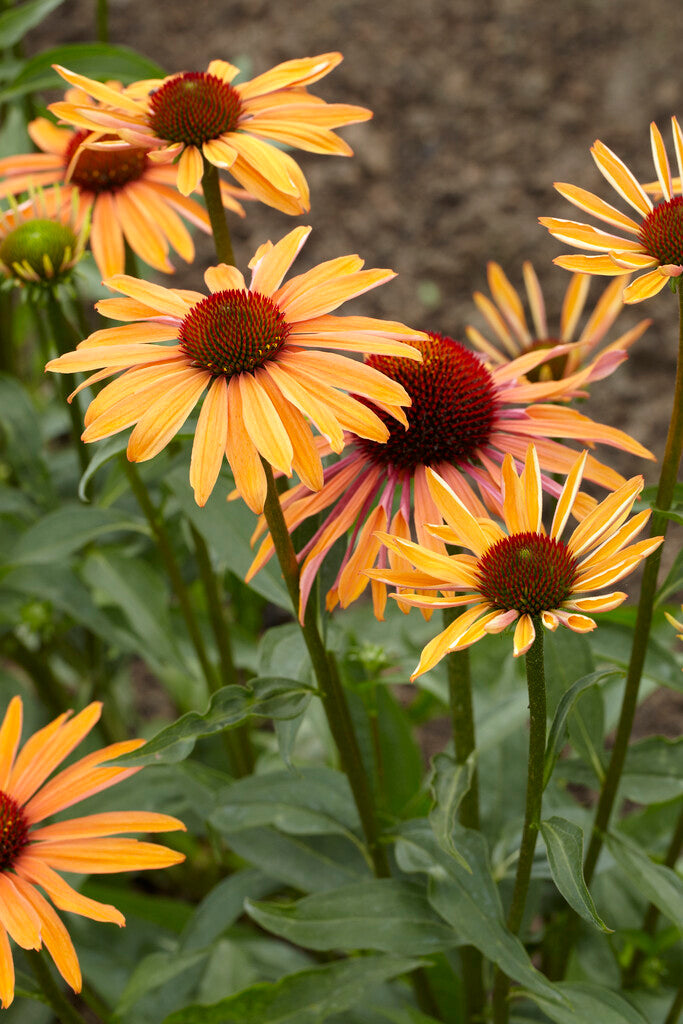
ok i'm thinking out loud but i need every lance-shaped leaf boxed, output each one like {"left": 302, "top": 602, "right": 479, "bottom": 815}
{"left": 540, "top": 817, "right": 611, "bottom": 932}
{"left": 520, "top": 980, "right": 648, "bottom": 1024}
{"left": 428, "top": 751, "right": 475, "bottom": 871}
{"left": 606, "top": 830, "right": 683, "bottom": 929}
{"left": 544, "top": 670, "right": 621, "bottom": 787}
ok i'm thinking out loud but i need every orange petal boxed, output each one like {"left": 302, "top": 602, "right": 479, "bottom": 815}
{"left": 176, "top": 145, "right": 203, "bottom": 196}
{"left": 0, "top": 927, "right": 14, "bottom": 1009}
{"left": 31, "top": 811, "right": 186, "bottom": 842}
{"left": 622, "top": 269, "right": 669, "bottom": 303}
{"left": 9, "top": 703, "right": 102, "bottom": 806}
{"left": 127, "top": 371, "right": 210, "bottom": 462}
{"left": 591, "top": 139, "right": 653, "bottom": 216}
{"left": 15, "top": 855, "right": 125, "bottom": 925}
{"left": 250, "top": 225, "right": 311, "bottom": 295}
{"left": 204, "top": 264, "right": 246, "bottom": 293}
{"left": 91, "top": 192, "right": 125, "bottom": 277}
{"left": 190, "top": 376, "right": 229, "bottom": 506}
{"left": 236, "top": 53, "right": 342, "bottom": 101}
{"left": 11, "top": 877, "right": 81, "bottom": 993}
{"left": 0, "top": 875, "right": 41, "bottom": 950}
{"left": 35, "top": 837, "right": 185, "bottom": 873}
{"left": 238, "top": 372, "right": 294, "bottom": 475}
{"left": 0, "top": 697, "right": 22, "bottom": 791}
{"left": 225, "top": 375, "right": 267, "bottom": 513}
{"left": 513, "top": 614, "right": 536, "bottom": 657}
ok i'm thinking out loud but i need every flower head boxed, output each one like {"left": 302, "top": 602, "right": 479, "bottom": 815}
{"left": 0, "top": 190, "right": 87, "bottom": 288}
{"left": 367, "top": 445, "right": 663, "bottom": 676}
{"left": 247, "top": 331, "right": 653, "bottom": 620}
{"left": 49, "top": 54, "right": 371, "bottom": 205}
{"left": 467, "top": 261, "right": 650, "bottom": 382}
{"left": 0, "top": 85, "right": 247, "bottom": 277}
{"left": 0, "top": 697, "right": 185, "bottom": 1008}
{"left": 46, "top": 226, "right": 423, "bottom": 512}
{"left": 541, "top": 117, "right": 683, "bottom": 303}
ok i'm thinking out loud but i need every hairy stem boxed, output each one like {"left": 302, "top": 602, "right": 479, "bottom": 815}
{"left": 201, "top": 159, "right": 236, "bottom": 266}
{"left": 492, "top": 622, "right": 546, "bottom": 1024}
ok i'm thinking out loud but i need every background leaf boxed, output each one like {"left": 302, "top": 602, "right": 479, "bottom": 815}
{"left": 0, "top": 0, "right": 65, "bottom": 48}
{"left": 540, "top": 817, "right": 611, "bottom": 932}
{"left": 0, "top": 43, "right": 164, "bottom": 100}
{"left": 605, "top": 830, "right": 683, "bottom": 929}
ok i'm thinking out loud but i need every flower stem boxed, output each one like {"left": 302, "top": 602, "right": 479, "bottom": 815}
{"left": 261, "top": 459, "right": 389, "bottom": 876}
{"left": 189, "top": 521, "right": 255, "bottom": 774}
{"left": 492, "top": 621, "right": 546, "bottom": 1024}
{"left": 43, "top": 295, "right": 88, "bottom": 476}
{"left": 443, "top": 621, "right": 484, "bottom": 1024}
{"left": 582, "top": 282, "right": 683, "bottom": 887}
{"left": 27, "top": 950, "right": 99, "bottom": 1024}
{"left": 201, "top": 159, "right": 236, "bottom": 266}
{"left": 123, "top": 459, "right": 249, "bottom": 776}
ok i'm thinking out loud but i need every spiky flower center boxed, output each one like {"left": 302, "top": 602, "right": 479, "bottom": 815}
{"left": 525, "top": 337, "right": 568, "bottom": 382}
{"left": 639, "top": 196, "right": 683, "bottom": 266}
{"left": 476, "top": 532, "right": 578, "bottom": 616}
{"left": 356, "top": 332, "right": 497, "bottom": 472}
{"left": 148, "top": 72, "right": 243, "bottom": 147}
{"left": 0, "top": 791, "right": 29, "bottom": 872}
{"left": 179, "top": 289, "right": 290, "bottom": 377}
{"left": 0, "top": 219, "right": 77, "bottom": 280}
{"left": 65, "top": 131, "right": 148, "bottom": 193}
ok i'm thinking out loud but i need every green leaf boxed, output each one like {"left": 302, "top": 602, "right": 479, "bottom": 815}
{"left": 113, "top": 678, "right": 315, "bottom": 767}
{"left": 78, "top": 436, "right": 129, "bottom": 502}
{"left": 162, "top": 954, "right": 423, "bottom": 1024}
{"left": 246, "top": 880, "right": 457, "bottom": 956}
{"left": 520, "top": 980, "right": 648, "bottom": 1024}
{"left": 605, "top": 830, "right": 683, "bottom": 929}
{"left": 9, "top": 505, "right": 144, "bottom": 566}
{"left": 544, "top": 670, "right": 620, "bottom": 788}
{"left": 180, "top": 870, "right": 277, "bottom": 952}
{"left": 373, "top": 685, "right": 424, "bottom": 818}
{"left": 428, "top": 751, "right": 474, "bottom": 871}
{"left": 0, "top": 43, "right": 164, "bottom": 102}
{"left": 619, "top": 736, "right": 683, "bottom": 803}
{"left": 0, "top": 374, "right": 51, "bottom": 499}
{"left": 395, "top": 821, "right": 567, "bottom": 1008}
{"left": 114, "top": 948, "right": 210, "bottom": 1020}
{"left": 226, "top": 828, "right": 371, "bottom": 893}
{"left": 540, "top": 817, "right": 612, "bottom": 932}
{"left": 0, "top": 0, "right": 65, "bottom": 47}
{"left": 166, "top": 465, "right": 289, "bottom": 609}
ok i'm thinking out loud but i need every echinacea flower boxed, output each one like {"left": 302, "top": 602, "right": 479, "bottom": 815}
{"left": 0, "top": 190, "right": 88, "bottom": 287}
{"left": 665, "top": 605, "right": 683, "bottom": 667}
{"left": 46, "top": 225, "right": 423, "bottom": 513}
{"left": 466, "top": 261, "right": 650, "bottom": 381}
{"left": 540, "top": 116, "right": 683, "bottom": 303}
{"left": 247, "top": 331, "right": 653, "bottom": 620}
{"left": 0, "top": 85, "right": 247, "bottom": 277}
{"left": 49, "top": 54, "right": 371, "bottom": 206}
{"left": 366, "top": 445, "right": 663, "bottom": 675}
{"left": 0, "top": 697, "right": 185, "bottom": 1008}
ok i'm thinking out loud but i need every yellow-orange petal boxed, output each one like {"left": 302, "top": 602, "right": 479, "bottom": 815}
{"left": 31, "top": 811, "right": 186, "bottom": 842}
{"left": 90, "top": 192, "right": 125, "bottom": 277}
{"left": 204, "top": 264, "right": 246, "bottom": 293}
{"left": 622, "top": 269, "right": 670, "bottom": 303}
{"left": 189, "top": 376, "right": 229, "bottom": 506}
{"left": 236, "top": 52, "right": 342, "bottom": 101}
{"left": 225, "top": 375, "right": 267, "bottom": 513}
{"left": 0, "top": 927, "right": 13, "bottom": 1009}
{"left": 176, "top": 144, "right": 203, "bottom": 196}
{"left": 0, "top": 697, "right": 22, "bottom": 791}
{"left": 513, "top": 614, "right": 536, "bottom": 657}
{"left": 15, "top": 855, "right": 125, "bottom": 925}
{"left": 104, "top": 274, "right": 191, "bottom": 317}
{"left": 0, "top": 875, "right": 41, "bottom": 950}
{"left": 11, "top": 877, "right": 81, "bottom": 993}
{"left": 550, "top": 450, "right": 587, "bottom": 539}
{"left": 591, "top": 139, "right": 653, "bottom": 217}
{"left": 281, "top": 268, "right": 395, "bottom": 322}
{"left": 425, "top": 468, "right": 490, "bottom": 556}
{"left": 250, "top": 225, "right": 312, "bottom": 296}
{"left": 238, "top": 372, "right": 294, "bottom": 476}
{"left": 411, "top": 603, "right": 491, "bottom": 679}
{"left": 33, "top": 837, "right": 185, "bottom": 874}
{"left": 127, "top": 370, "right": 210, "bottom": 462}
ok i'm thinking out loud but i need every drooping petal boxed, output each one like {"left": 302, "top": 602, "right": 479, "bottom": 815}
{"left": 189, "top": 376, "right": 229, "bottom": 506}
{"left": 11, "top": 877, "right": 81, "bottom": 993}
{"left": 513, "top": 614, "right": 536, "bottom": 657}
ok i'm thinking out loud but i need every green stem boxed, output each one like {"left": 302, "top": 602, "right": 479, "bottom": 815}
{"left": 582, "top": 282, "right": 683, "bottom": 887}
{"left": 190, "top": 522, "right": 254, "bottom": 775}
{"left": 201, "top": 159, "right": 235, "bottom": 266}
{"left": 95, "top": 0, "right": 108, "bottom": 41}
{"left": 43, "top": 296, "right": 88, "bottom": 475}
{"left": 492, "top": 621, "right": 546, "bottom": 1024}
{"left": 261, "top": 460, "right": 389, "bottom": 877}
{"left": 665, "top": 986, "right": 683, "bottom": 1024}
{"left": 622, "top": 800, "right": 683, "bottom": 987}
{"left": 27, "top": 950, "right": 100, "bottom": 1024}
{"left": 123, "top": 460, "right": 246, "bottom": 775}
{"left": 443, "top": 620, "right": 483, "bottom": 1024}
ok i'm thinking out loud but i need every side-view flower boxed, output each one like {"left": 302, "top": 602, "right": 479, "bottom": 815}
{"left": 0, "top": 697, "right": 185, "bottom": 1008}
{"left": 540, "top": 115, "right": 683, "bottom": 302}
{"left": 46, "top": 225, "right": 424, "bottom": 512}
{"left": 367, "top": 444, "right": 663, "bottom": 675}
{"left": 49, "top": 53, "right": 371, "bottom": 207}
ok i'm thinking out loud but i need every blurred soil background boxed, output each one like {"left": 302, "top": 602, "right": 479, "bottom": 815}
{"left": 25, "top": 0, "right": 683, "bottom": 743}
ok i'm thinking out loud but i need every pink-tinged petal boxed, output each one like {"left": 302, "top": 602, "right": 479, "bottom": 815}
{"left": 553, "top": 182, "right": 642, "bottom": 234}
{"left": 9, "top": 703, "right": 102, "bottom": 806}
{"left": 591, "top": 139, "right": 653, "bottom": 216}
{"left": 11, "top": 877, "right": 81, "bottom": 993}
{"left": 15, "top": 855, "right": 125, "bottom": 925}
{"left": 0, "top": 697, "right": 22, "bottom": 790}
{"left": 337, "top": 505, "right": 387, "bottom": 606}
{"left": 176, "top": 145, "right": 203, "bottom": 196}
{"left": 485, "top": 609, "right": 519, "bottom": 633}
{"left": 127, "top": 371, "right": 210, "bottom": 462}
{"left": 542, "top": 611, "right": 559, "bottom": 631}
{"left": 555, "top": 611, "right": 597, "bottom": 634}
{"left": 189, "top": 376, "right": 229, "bottom": 506}
{"left": 550, "top": 450, "right": 587, "bottom": 539}
{"left": 225, "top": 375, "right": 267, "bottom": 513}
{"left": 650, "top": 121, "right": 672, "bottom": 201}
{"left": 622, "top": 269, "right": 669, "bottom": 303}
{"left": 0, "top": 875, "right": 41, "bottom": 950}
{"left": 539, "top": 217, "right": 644, "bottom": 253}
{"left": 472, "top": 290, "right": 519, "bottom": 355}
{"left": 204, "top": 264, "right": 246, "bottom": 293}
{"left": 513, "top": 614, "right": 536, "bottom": 657}
{"left": 610, "top": 251, "right": 659, "bottom": 270}
{"left": 0, "top": 927, "right": 14, "bottom": 1009}
{"left": 250, "top": 225, "right": 311, "bottom": 295}
{"left": 486, "top": 262, "right": 530, "bottom": 343}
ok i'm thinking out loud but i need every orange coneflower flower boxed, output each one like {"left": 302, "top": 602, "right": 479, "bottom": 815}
{"left": 46, "top": 225, "right": 424, "bottom": 513}
{"left": 366, "top": 445, "right": 663, "bottom": 675}
{"left": 467, "top": 261, "right": 650, "bottom": 382}
{"left": 49, "top": 53, "right": 371, "bottom": 207}
{"left": 0, "top": 85, "right": 247, "bottom": 277}
{"left": 0, "top": 697, "right": 184, "bottom": 1008}
{"left": 540, "top": 117, "right": 683, "bottom": 303}
{"left": 247, "top": 331, "right": 653, "bottom": 620}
